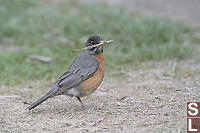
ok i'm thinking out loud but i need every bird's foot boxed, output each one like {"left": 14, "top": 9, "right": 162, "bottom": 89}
{"left": 76, "top": 97, "right": 84, "bottom": 108}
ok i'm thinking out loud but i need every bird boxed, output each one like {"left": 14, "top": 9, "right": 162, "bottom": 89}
{"left": 27, "top": 35, "right": 106, "bottom": 110}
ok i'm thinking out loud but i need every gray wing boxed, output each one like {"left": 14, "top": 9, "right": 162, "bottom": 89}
{"left": 56, "top": 50, "right": 99, "bottom": 90}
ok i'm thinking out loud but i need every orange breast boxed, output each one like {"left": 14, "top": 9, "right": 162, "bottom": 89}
{"left": 80, "top": 53, "right": 104, "bottom": 96}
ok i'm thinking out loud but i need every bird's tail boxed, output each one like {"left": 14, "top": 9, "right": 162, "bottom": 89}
{"left": 26, "top": 91, "right": 53, "bottom": 110}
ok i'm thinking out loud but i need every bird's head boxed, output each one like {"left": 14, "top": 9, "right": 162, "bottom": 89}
{"left": 86, "top": 35, "right": 104, "bottom": 55}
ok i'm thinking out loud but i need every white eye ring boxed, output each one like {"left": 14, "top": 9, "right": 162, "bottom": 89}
{"left": 91, "top": 41, "right": 94, "bottom": 44}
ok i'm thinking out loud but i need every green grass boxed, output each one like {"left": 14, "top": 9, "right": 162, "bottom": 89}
{"left": 0, "top": 0, "right": 194, "bottom": 86}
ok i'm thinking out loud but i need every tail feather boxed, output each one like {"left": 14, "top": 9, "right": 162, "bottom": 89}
{"left": 27, "top": 91, "right": 53, "bottom": 110}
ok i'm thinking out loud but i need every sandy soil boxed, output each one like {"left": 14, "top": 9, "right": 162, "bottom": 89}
{"left": 0, "top": 60, "right": 200, "bottom": 132}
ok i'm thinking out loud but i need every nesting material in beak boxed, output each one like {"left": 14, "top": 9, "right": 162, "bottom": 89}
{"left": 72, "top": 40, "right": 114, "bottom": 53}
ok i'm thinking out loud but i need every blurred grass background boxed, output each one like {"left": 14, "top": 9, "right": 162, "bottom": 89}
{"left": 0, "top": 0, "right": 195, "bottom": 86}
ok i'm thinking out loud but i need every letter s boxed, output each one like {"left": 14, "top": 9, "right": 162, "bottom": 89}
{"left": 188, "top": 103, "right": 198, "bottom": 116}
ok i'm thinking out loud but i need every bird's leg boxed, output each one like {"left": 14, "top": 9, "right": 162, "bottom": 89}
{"left": 76, "top": 97, "right": 84, "bottom": 108}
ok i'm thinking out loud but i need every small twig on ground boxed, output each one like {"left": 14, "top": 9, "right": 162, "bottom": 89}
{"left": 171, "top": 59, "right": 178, "bottom": 78}
{"left": 72, "top": 40, "right": 113, "bottom": 53}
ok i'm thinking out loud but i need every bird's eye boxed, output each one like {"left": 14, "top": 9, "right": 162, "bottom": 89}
{"left": 91, "top": 41, "right": 94, "bottom": 44}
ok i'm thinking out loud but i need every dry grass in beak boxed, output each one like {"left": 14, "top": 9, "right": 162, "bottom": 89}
{"left": 72, "top": 40, "right": 114, "bottom": 53}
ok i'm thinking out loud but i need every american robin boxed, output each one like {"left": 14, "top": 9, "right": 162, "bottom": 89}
{"left": 27, "top": 35, "right": 106, "bottom": 110}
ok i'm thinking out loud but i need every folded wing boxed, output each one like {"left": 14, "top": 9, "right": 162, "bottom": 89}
{"left": 56, "top": 50, "right": 99, "bottom": 92}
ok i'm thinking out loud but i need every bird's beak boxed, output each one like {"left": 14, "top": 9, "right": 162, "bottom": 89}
{"left": 100, "top": 40, "right": 113, "bottom": 46}
{"left": 100, "top": 41, "right": 106, "bottom": 46}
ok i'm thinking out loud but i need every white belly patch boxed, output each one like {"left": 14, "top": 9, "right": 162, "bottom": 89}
{"left": 67, "top": 88, "right": 80, "bottom": 97}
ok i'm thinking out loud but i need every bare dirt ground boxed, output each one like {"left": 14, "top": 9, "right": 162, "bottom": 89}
{"left": 77, "top": 0, "right": 200, "bottom": 28}
{"left": 1, "top": 60, "right": 200, "bottom": 132}
{"left": 1, "top": 0, "right": 200, "bottom": 132}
